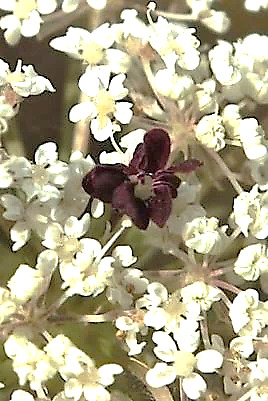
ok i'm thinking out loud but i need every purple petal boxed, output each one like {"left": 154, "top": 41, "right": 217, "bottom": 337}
{"left": 154, "top": 171, "right": 181, "bottom": 198}
{"left": 112, "top": 182, "right": 150, "bottom": 229}
{"left": 129, "top": 129, "right": 171, "bottom": 173}
{"left": 149, "top": 186, "right": 172, "bottom": 227}
{"left": 82, "top": 164, "right": 127, "bottom": 202}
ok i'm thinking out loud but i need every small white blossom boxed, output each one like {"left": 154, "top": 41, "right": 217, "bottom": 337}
{"left": 233, "top": 185, "right": 268, "bottom": 239}
{"left": 234, "top": 243, "right": 268, "bottom": 281}
{"left": 69, "top": 66, "right": 132, "bottom": 141}
{"left": 0, "top": 0, "right": 57, "bottom": 45}
{"left": 195, "top": 114, "right": 226, "bottom": 151}
{"left": 154, "top": 69, "right": 194, "bottom": 100}
{"left": 149, "top": 17, "right": 200, "bottom": 70}
{"left": 42, "top": 214, "right": 90, "bottom": 261}
{"left": 182, "top": 216, "right": 229, "bottom": 254}
{"left": 229, "top": 289, "right": 268, "bottom": 336}
{"left": 59, "top": 237, "right": 115, "bottom": 297}
{"left": 58, "top": 344, "right": 122, "bottom": 401}
{"left": 21, "top": 142, "right": 69, "bottom": 202}
{"left": 181, "top": 281, "right": 221, "bottom": 313}
{"left": 209, "top": 40, "right": 241, "bottom": 85}
{"left": 238, "top": 118, "right": 267, "bottom": 160}
{"left": 146, "top": 332, "right": 223, "bottom": 399}
{"left": 50, "top": 25, "right": 129, "bottom": 73}
{"left": 116, "top": 315, "right": 147, "bottom": 355}
{"left": 0, "top": 59, "right": 55, "bottom": 97}
{"left": 4, "top": 334, "right": 58, "bottom": 390}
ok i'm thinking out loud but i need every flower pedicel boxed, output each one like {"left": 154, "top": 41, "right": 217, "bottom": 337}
{"left": 82, "top": 128, "right": 201, "bottom": 229}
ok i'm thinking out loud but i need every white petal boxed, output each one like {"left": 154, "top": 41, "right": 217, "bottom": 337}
{"left": 69, "top": 102, "right": 96, "bottom": 123}
{"left": 90, "top": 117, "right": 112, "bottom": 141}
{"left": 98, "top": 364, "right": 123, "bottom": 385}
{"left": 196, "top": 350, "right": 223, "bottom": 373}
{"left": 146, "top": 363, "right": 176, "bottom": 388}
{"left": 21, "top": 11, "right": 42, "bottom": 38}
{"left": 35, "top": 142, "right": 57, "bottom": 165}
{"left": 114, "top": 102, "right": 133, "bottom": 124}
{"left": 182, "top": 373, "right": 207, "bottom": 400}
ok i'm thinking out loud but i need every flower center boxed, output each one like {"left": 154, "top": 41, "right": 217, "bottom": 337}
{"left": 95, "top": 90, "right": 116, "bottom": 127}
{"left": 173, "top": 351, "right": 196, "bottom": 377}
{"left": 14, "top": 0, "right": 36, "bottom": 19}
{"left": 58, "top": 237, "right": 80, "bottom": 262}
{"left": 82, "top": 41, "right": 104, "bottom": 65}
{"left": 130, "top": 174, "right": 154, "bottom": 200}
{"left": 32, "top": 165, "right": 49, "bottom": 186}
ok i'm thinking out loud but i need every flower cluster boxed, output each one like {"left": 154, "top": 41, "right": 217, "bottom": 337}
{"left": 0, "top": 1, "right": 268, "bottom": 401}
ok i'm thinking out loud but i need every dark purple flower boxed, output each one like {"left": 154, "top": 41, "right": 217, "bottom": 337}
{"left": 82, "top": 128, "right": 201, "bottom": 229}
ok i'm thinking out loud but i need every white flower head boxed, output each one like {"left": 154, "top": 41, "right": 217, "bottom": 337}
{"left": 195, "top": 114, "right": 226, "bottom": 151}
{"left": 229, "top": 289, "right": 268, "bottom": 336}
{"left": 234, "top": 243, "right": 268, "bottom": 281}
{"left": 69, "top": 67, "right": 132, "bottom": 141}
{"left": 58, "top": 344, "right": 122, "bottom": 401}
{"left": 182, "top": 216, "right": 229, "bottom": 255}
{"left": 181, "top": 281, "right": 221, "bottom": 312}
{"left": 0, "top": 59, "right": 55, "bottom": 96}
{"left": 233, "top": 185, "right": 268, "bottom": 239}
{"left": 146, "top": 331, "right": 222, "bottom": 399}
{"left": 149, "top": 17, "right": 200, "bottom": 70}
{"left": 0, "top": 0, "right": 57, "bottom": 45}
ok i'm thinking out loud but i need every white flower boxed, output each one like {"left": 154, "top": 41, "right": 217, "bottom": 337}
{"left": 136, "top": 282, "right": 169, "bottom": 330}
{"left": 116, "top": 315, "right": 147, "bottom": 355}
{"left": 50, "top": 25, "right": 129, "bottom": 73}
{"left": 229, "top": 336, "right": 254, "bottom": 358}
{"left": 21, "top": 142, "right": 69, "bottom": 202}
{"left": 0, "top": 59, "right": 55, "bottom": 96}
{"left": 4, "top": 334, "right": 58, "bottom": 390}
{"left": 107, "top": 266, "right": 148, "bottom": 309}
{"left": 222, "top": 104, "right": 241, "bottom": 141}
{"left": 50, "top": 151, "right": 94, "bottom": 222}
{"left": 146, "top": 332, "right": 223, "bottom": 399}
{"left": 59, "top": 237, "right": 115, "bottom": 297}
{"left": 229, "top": 289, "right": 268, "bottom": 336}
{"left": 0, "top": 155, "right": 31, "bottom": 189}
{"left": 114, "top": 9, "right": 149, "bottom": 43}
{"left": 7, "top": 250, "right": 57, "bottom": 304}
{"left": 69, "top": 66, "right": 132, "bottom": 141}
{"left": 181, "top": 281, "right": 221, "bottom": 312}
{"left": 238, "top": 118, "right": 267, "bottom": 160}
{"left": 0, "top": 0, "right": 57, "bottom": 45}
{"left": 154, "top": 69, "right": 194, "bottom": 100}
{"left": 58, "top": 345, "right": 122, "bottom": 401}
{"left": 233, "top": 185, "right": 268, "bottom": 239}
{"left": 0, "top": 195, "right": 52, "bottom": 251}
{"left": 149, "top": 17, "right": 200, "bottom": 70}
{"left": 195, "top": 114, "right": 225, "bottom": 151}
{"left": 182, "top": 216, "right": 229, "bottom": 254}
{"left": 234, "top": 243, "right": 268, "bottom": 281}
{"left": 7, "top": 265, "right": 44, "bottom": 304}
{"left": 42, "top": 214, "right": 90, "bottom": 261}
{"left": 209, "top": 40, "right": 241, "bottom": 85}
